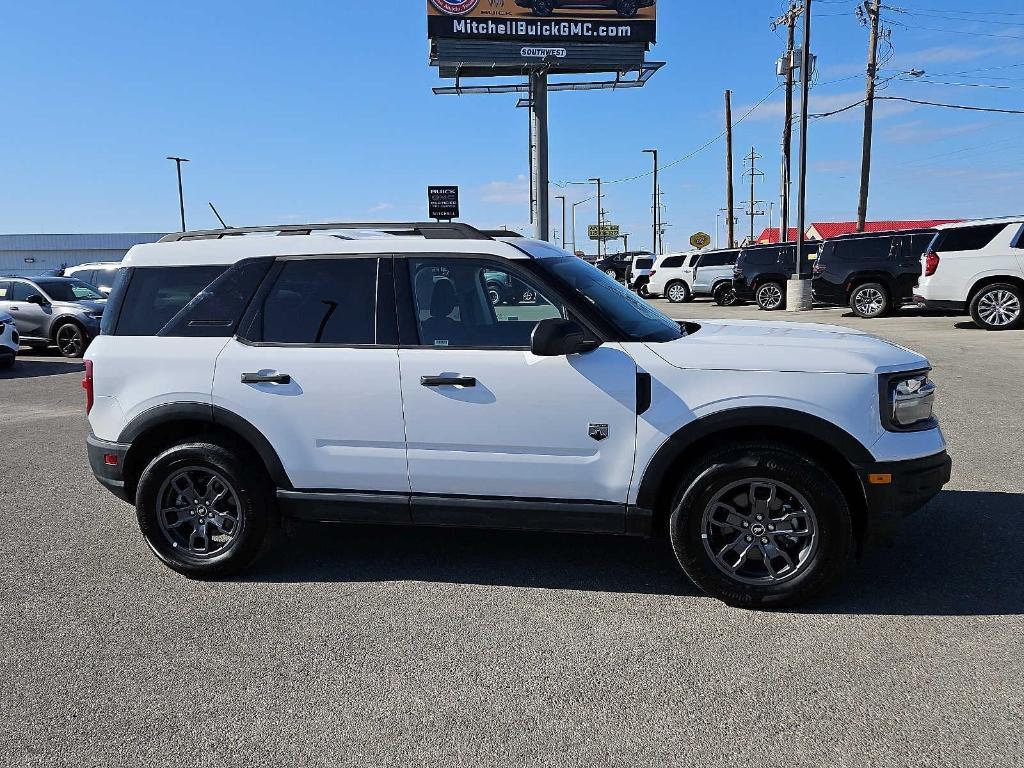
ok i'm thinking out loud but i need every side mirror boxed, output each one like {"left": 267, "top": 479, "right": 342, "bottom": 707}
{"left": 25, "top": 294, "right": 47, "bottom": 305}
{"left": 531, "top": 318, "right": 601, "bottom": 357}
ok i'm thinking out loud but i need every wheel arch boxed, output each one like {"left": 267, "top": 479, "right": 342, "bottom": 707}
{"left": 845, "top": 271, "right": 898, "bottom": 298}
{"left": 636, "top": 408, "right": 872, "bottom": 547}
{"left": 118, "top": 403, "right": 292, "bottom": 501}
{"left": 967, "top": 274, "right": 1024, "bottom": 303}
{"left": 48, "top": 314, "right": 89, "bottom": 341}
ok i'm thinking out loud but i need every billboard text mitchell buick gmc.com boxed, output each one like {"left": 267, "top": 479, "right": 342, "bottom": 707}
{"left": 427, "top": 1, "right": 657, "bottom": 45}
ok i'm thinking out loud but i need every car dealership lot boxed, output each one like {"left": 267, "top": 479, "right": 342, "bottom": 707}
{"left": 2, "top": 306, "right": 1022, "bottom": 767}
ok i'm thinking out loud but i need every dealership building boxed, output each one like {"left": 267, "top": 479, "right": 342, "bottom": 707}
{"left": 0, "top": 232, "right": 166, "bottom": 277}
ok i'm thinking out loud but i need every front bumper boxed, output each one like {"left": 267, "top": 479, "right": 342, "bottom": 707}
{"left": 87, "top": 433, "right": 131, "bottom": 502}
{"left": 858, "top": 449, "right": 951, "bottom": 542}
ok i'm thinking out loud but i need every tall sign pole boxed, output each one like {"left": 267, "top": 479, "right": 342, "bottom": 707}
{"left": 529, "top": 70, "right": 550, "bottom": 241}
{"left": 791, "top": 0, "right": 813, "bottom": 311}
{"left": 724, "top": 91, "right": 736, "bottom": 249}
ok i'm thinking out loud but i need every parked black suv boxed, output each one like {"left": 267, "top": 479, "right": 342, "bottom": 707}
{"left": 733, "top": 242, "right": 822, "bottom": 311}
{"left": 594, "top": 251, "right": 650, "bottom": 283}
{"left": 811, "top": 229, "right": 936, "bottom": 318}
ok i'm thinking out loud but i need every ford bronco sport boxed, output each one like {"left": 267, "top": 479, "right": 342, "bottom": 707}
{"left": 85, "top": 222, "right": 950, "bottom": 608}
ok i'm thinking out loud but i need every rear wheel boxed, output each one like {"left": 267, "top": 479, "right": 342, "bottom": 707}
{"left": 755, "top": 282, "right": 785, "bottom": 311}
{"left": 668, "top": 443, "right": 853, "bottom": 608}
{"left": 969, "top": 283, "right": 1023, "bottom": 330}
{"left": 54, "top": 322, "right": 86, "bottom": 358}
{"left": 604, "top": 268, "right": 619, "bottom": 280}
{"left": 636, "top": 283, "right": 650, "bottom": 298}
{"left": 665, "top": 281, "right": 691, "bottom": 303}
{"left": 713, "top": 282, "right": 739, "bottom": 306}
{"left": 135, "top": 440, "right": 277, "bottom": 578}
{"left": 849, "top": 282, "right": 890, "bottom": 318}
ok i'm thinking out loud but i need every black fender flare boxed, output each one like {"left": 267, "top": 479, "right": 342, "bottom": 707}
{"left": 118, "top": 402, "right": 292, "bottom": 489}
{"left": 49, "top": 314, "right": 91, "bottom": 341}
{"left": 634, "top": 407, "right": 874, "bottom": 510}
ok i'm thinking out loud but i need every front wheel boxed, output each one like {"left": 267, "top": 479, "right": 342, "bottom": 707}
{"left": 969, "top": 283, "right": 1023, "bottom": 330}
{"left": 54, "top": 322, "right": 86, "bottom": 358}
{"left": 135, "top": 440, "right": 277, "bottom": 578}
{"left": 604, "top": 268, "right": 619, "bottom": 280}
{"left": 755, "top": 282, "right": 785, "bottom": 311}
{"left": 713, "top": 282, "right": 739, "bottom": 306}
{"left": 668, "top": 443, "right": 853, "bottom": 608}
{"left": 665, "top": 281, "right": 691, "bottom": 303}
{"left": 849, "top": 282, "right": 889, "bottom": 318}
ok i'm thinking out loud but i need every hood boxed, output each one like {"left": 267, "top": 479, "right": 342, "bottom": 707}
{"left": 648, "top": 319, "right": 928, "bottom": 375}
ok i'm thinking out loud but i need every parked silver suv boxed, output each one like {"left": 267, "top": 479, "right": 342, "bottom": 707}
{"left": 0, "top": 276, "right": 106, "bottom": 357}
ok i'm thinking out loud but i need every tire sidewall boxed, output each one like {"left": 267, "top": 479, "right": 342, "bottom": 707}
{"left": 55, "top": 321, "right": 86, "bottom": 358}
{"left": 666, "top": 281, "right": 689, "bottom": 303}
{"left": 669, "top": 447, "right": 852, "bottom": 608}
{"left": 756, "top": 282, "right": 784, "bottom": 311}
{"left": 136, "top": 442, "right": 274, "bottom": 578}
{"left": 713, "top": 283, "right": 737, "bottom": 306}
{"left": 849, "top": 282, "right": 889, "bottom": 318}
{"left": 970, "top": 283, "right": 1024, "bottom": 331}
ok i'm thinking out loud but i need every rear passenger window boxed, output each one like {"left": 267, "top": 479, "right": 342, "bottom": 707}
{"left": 661, "top": 256, "right": 684, "bottom": 268}
{"left": 256, "top": 258, "right": 377, "bottom": 345}
{"left": 115, "top": 266, "right": 226, "bottom": 336}
{"left": 934, "top": 224, "right": 1006, "bottom": 252}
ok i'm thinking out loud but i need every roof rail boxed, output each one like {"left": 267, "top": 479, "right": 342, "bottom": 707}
{"left": 158, "top": 222, "right": 492, "bottom": 243}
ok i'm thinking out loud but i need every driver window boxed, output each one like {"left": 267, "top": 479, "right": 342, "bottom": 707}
{"left": 409, "top": 258, "right": 563, "bottom": 348}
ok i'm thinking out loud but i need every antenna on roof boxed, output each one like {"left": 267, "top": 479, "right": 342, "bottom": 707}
{"left": 208, "top": 202, "right": 230, "bottom": 229}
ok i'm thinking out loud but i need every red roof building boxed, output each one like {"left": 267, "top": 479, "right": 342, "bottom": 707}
{"left": 806, "top": 220, "right": 960, "bottom": 240}
{"left": 756, "top": 227, "right": 800, "bottom": 244}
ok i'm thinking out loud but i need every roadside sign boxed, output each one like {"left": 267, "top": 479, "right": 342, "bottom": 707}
{"left": 588, "top": 224, "right": 620, "bottom": 241}
{"left": 690, "top": 232, "right": 711, "bottom": 250}
{"left": 428, "top": 186, "right": 460, "bottom": 220}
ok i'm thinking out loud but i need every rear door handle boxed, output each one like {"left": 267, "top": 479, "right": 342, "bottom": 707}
{"left": 241, "top": 372, "right": 291, "bottom": 385}
{"left": 420, "top": 376, "right": 476, "bottom": 387}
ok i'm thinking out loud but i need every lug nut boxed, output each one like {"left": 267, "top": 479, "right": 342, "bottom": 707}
{"left": 761, "top": 537, "right": 769, "bottom": 544}
{"left": 742, "top": 521, "right": 749, "bottom": 528}
{"left": 767, "top": 524, "right": 775, "bottom": 531}
{"left": 745, "top": 535, "right": 753, "bottom": 542}
{"left": 755, "top": 514, "right": 764, "bottom": 521}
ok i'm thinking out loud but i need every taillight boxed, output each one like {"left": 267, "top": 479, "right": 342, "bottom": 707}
{"left": 649, "top": 270, "right": 656, "bottom": 277}
{"left": 924, "top": 252, "right": 940, "bottom": 276}
{"left": 812, "top": 261, "right": 825, "bottom": 275}
{"left": 83, "top": 359, "right": 94, "bottom": 414}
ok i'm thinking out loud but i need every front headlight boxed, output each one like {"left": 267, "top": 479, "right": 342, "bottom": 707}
{"left": 881, "top": 371, "right": 936, "bottom": 430}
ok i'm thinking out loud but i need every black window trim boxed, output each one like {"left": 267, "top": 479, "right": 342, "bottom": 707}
{"left": 393, "top": 252, "right": 616, "bottom": 351}
{"left": 235, "top": 254, "right": 395, "bottom": 349}
{"left": 1011, "top": 223, "right": 1024, "bottom": 250}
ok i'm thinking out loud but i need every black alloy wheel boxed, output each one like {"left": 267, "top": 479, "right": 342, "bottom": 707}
{"left": 55, "top": 322, "right": 86, "bottom": 358}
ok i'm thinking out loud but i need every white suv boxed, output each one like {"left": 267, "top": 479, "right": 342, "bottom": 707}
{"left": 646, "top": 252, "right": 700, "bottom": 302}
{"left": 915, "top": 217, "right": 1024, "bottom": 330}
{"left": 84, "top": 222, "right": 950, "bottom": 608}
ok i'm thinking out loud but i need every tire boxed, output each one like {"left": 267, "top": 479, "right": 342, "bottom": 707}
{"left": 54, "top": 321, "right": 86, "bottom": 358}
{"left": 605, "top": 268, "right": 619, "bottom": 280}
{"left": 0, "top": 356, "right": 13, "bottom": 370}
{"left": 755, "top": 282, "right": 785, "bottom": 311}
{"left": 637, "top": 283, "right": 650, "bottom": 298}
{"left": 665, "top": 281, "right": 691, "bottom": 304}
{"left": 135, "top": 440, "right": 277, "bottom": 579}
{"left": 668, "top": 443, "right": 853, "bottom": 609}
{"left": 713, "top": 282, "right": 739, "bottom": 307}
{"left": 969, "top": 282, "right": 1024, "bottom": 331}
{"left": 616, "top": 0, "right": 639, "bottom": 17}
{"left": 532, "top": 0, "right": 554, "bottom": 15}
{"left": 849, "top": 282, "right": 889, "bottom": 319}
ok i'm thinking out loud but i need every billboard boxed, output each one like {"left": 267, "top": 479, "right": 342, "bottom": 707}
{"left": 427, "top": 1, "right": 657, "bottom": 45}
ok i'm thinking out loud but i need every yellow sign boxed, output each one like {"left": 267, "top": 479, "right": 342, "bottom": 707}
{"left": 689, "top": 232, "right": 711, "bottom": 250}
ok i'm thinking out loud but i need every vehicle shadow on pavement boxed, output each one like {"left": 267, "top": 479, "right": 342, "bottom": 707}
{"left": 804, "top": 490, "right": 1024, "bottom": 616}
{"left": 1, "top": 358, "right": 84, "bottom": 379}
{"left": 248, "top": 523, "right": 698, "bottom": 597}
{"left": 249, "top": 490, "right": 1023, "bottom": 614}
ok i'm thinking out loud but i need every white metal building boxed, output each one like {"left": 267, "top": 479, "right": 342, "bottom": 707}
{"left": 0, "top": 233, "right": 166, "bottom": 277}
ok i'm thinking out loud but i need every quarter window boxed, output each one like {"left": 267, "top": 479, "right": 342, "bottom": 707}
{"left": 115, "top": 266, "right": 226, "bottom": 336}
{"left": 409, "top": 258, "right": 563, "bottom": 348}
{"left": 256, "top": 258, "right": 378, "bottom": 345}
{"left": 933, "top": 224, "right": 1007, "bottom": 252}
{"left": 660, "top": 256, "right": 684, "bottom": 268}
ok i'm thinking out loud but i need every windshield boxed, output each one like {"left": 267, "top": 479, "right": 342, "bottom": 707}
{"left": 520, "top": 243, "right": 682, "bottom": 342}
{"left": 37, "top": 279, "right": 104, "bottom": 301}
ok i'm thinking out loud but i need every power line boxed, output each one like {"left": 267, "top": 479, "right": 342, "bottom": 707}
{"left": 811, "top": 95, "right": 1024, "bottom": 119}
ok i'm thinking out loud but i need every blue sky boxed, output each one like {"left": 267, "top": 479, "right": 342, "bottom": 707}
{"left": 1, "top": 0, "right": 1022, "bottom": 252}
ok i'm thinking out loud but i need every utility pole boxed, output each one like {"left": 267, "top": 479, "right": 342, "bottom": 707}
{"left": 773, "top": 4, "right": 801, "bottom": 245}
{"left": 792, "top": 0, "right": 814, "bottom": 310}
{"left": 742, "top": 147, "right": 765, "bottom": 243}
{"left": 856, "top": 0, "right": 882, "bottom": 232}
{"left": 555, "top": 195, "right": 567, "bottom": 249}
{"left": 589, "top": 177, "right": 604, "bottom": 257}
{"left": 166, "top": 156, "right": 189, "bottom": 232}
{"left": 724, "top": 90, "right": 736, "bottom": 248}
{"left": 571, "top": 199, "right": 587, "bottom": 255}
{"left": 643, "top": 149, "right": 659, "bottom": 255}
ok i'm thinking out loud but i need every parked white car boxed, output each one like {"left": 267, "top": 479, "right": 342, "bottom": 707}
{"left": 646, "top": 252, "right": 700, "bottom": 302}
{"left": 64, "top": 262, "right": 122, "bottom": 296}
{"left": 0, "top": 310, "right": 18, "bottom": 369}
{"left": 84, "top": 221, "right": 949, "bottom": 608}
{"left": 915, "top": 216, "right": 1024, "bottom": 330}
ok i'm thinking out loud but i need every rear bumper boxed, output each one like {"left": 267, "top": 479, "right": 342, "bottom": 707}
{"left": 87, "top": 433, "right": 131, "bottom": 502}
{"left": 913, "top": 297, "right": 966, "bottom": 312}
{"left": 811, "top": 277, "right": 846, "bottom": 305}
{"left": 858, "top": 450, "right": 951, "bottom": 542}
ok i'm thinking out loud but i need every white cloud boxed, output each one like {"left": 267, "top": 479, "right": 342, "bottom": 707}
{"left": 879, "top": 120, "right": 993, "bottom": 144}
{"left": 368, "top": 202, "right": 394, "bottom": 213}
{"left": 480, "top": 175, "right": 530, "bottom": 205}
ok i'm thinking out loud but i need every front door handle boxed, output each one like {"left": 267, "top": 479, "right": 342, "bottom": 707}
{"left": 420, "top": 376, "right": 476, "bottom": 388}
{"left": 241, "top": 372, "right": 291, "bottom": 385}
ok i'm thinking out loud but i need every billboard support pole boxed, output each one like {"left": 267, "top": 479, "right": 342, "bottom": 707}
{"left": 529, "top": 69, "right": 550, "bottom": 242}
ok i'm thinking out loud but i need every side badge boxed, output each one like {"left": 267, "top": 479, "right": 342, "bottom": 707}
{"left": 588, "top": 423, "right": 609, "bottom": 441}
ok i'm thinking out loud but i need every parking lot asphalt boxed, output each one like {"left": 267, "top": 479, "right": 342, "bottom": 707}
{"left": 2, "top": 303, "right": 1022, "bottom": 767}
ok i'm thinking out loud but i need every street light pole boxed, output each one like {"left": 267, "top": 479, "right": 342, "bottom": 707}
{"left": 555, "top": 195, "right": 567, "bottom": 249}
{"left": 166, "top": 156, "right": 190, "bottom": 232}
{"left": 571, "top": 199, "right": 587, "bottom": 255}
{"left": 643, "top": 149, "right": 659, "bottom": 255}
{"left": 589, "top": 177, "right": 603, "bottom": 257}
